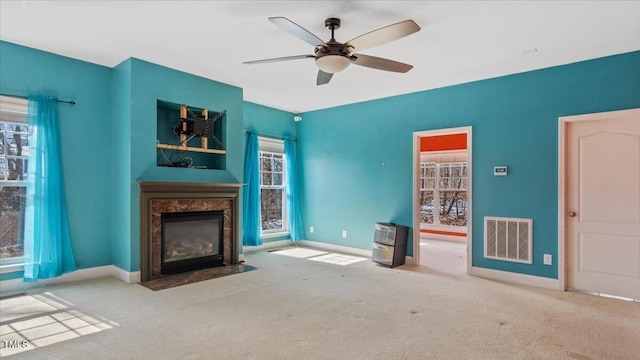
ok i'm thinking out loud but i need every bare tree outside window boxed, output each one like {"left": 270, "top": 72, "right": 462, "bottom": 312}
{"left": 419, "top": 162, "right": 435, "bottom": 223}
{"left": 1, "top": 121, "right": 29, "bottom": 259}
{"left": 260, "top": 151, "right": 285, "bottom": 232}
{"left": 438, "top": 163, "right": 467, "bottom": 227}
{"left": 419, "top": 162, "right": 467, "bottom": 227}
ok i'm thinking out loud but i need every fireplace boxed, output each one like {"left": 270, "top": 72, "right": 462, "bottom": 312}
{"left": 161, "top": 210, "right": 224, "bottom": 275}
{"left": 139, "top": 182, "right": 241, "bottom": 282}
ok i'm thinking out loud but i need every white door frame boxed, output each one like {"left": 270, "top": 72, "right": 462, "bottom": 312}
{"left": 557, "top": 108, "right": 639, "bottom": 291}
{"left": 412, "top": 126, "right": 472, "bottom": 273}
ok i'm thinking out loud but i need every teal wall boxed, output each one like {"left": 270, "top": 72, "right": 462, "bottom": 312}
{"left": 297, "top": 51, "right": 640, "bottom": 279}
{"left": 243, "top": 101, "right": 297, "bottom": 242}
{"left": 2, "top": 38, "right": 639, "bottom": 282}
{"left": 111, "top": 59, "right": 133, "bottom": 271}
{"left": 0, "top": 41, "right": 114, "bottom": 273}
{"left": 0, "top": 42, "right": 246, "bottom": 276}
{"left": 244, "top": 101, "right": 296, "bottom": 138}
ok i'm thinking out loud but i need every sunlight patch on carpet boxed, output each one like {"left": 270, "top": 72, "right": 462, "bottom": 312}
{"left": 271, "top": 248, "right": 327, "bottom": 258}
{"left": 0, "top": 292, "right": 118, "bottom": 357}
{"left": 308, "top": 253, "right": 367, "bottom": 265}
{"left": 271, "top": 248, "right": 367, "bottom": 266}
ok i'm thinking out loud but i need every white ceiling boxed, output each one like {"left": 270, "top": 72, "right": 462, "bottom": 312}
{"left": 1, "top": 1, "right": 639, "bottom": 113}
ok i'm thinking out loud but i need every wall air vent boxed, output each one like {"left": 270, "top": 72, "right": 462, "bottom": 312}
{"left": 484, "top": 217, "right": 532, "bottom": 264}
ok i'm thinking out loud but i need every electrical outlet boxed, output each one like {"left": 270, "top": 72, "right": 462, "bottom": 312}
{"left": 342, "top": 230, "right": 347, "bottom": 238}
{"left": 543, "top": 254, "right": 552, "bottom": 265}
{"left": 309, "top": 226, "right": 314, "bottom": 233}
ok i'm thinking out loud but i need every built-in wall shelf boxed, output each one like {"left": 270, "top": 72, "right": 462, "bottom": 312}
{"left": 156, "top": 143, "right": 227, "bottom": 155}
{"left": 156, "top": 100, "right": 227, "bottom": 170}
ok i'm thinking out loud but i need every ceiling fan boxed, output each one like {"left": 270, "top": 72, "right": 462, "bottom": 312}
{"left": 244, "top": 17, "right": 421, "bottom": 85}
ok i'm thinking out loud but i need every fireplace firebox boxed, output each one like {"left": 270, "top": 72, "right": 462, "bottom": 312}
{"left": 161, "top": 210, "right": 224, "bottom": 275}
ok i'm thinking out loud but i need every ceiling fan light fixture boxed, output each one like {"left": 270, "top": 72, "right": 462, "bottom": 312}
{"left": 315, "top": 55, "right": 350, "bottom": 73}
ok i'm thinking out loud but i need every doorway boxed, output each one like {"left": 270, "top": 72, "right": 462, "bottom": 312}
{"left": 413, "top": 127, "right": 472, "bottom": 274}
{"left": 559, "top": 108, "right": 640, "bottom": 300}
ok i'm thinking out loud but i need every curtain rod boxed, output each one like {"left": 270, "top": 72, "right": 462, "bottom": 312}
{"left": 0, "top": 93, "right": 76, "bottom": 105}
{"left": 246, "top": 131, "right": 296, "bottom": 141}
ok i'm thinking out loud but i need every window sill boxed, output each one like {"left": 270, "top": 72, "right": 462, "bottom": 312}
{"left": 0, "top": 263, "right": 24, "bottom": 274}
{"left": 420, "top": 223, "right": 466, "bottom": 231}
{"left": 262, "top": 232, "right": 290, "bottom": 239}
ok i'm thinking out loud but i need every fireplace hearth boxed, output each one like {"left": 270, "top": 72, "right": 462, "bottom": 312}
{"left": 139, "top": 182, "right": 241, "bottom": 282}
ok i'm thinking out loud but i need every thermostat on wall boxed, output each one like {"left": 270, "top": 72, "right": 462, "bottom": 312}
{"left": 494, "top": 166, "right": 508, "bottom": 176}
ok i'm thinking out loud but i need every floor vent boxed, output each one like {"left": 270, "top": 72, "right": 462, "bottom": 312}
{"left": 484, "top": 217, "right": 532, "bottom": 264}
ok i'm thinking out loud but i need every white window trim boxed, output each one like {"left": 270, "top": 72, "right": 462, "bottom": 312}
{"left": 0, "top": 96, "right": 28, "bottom": 268}
{"left": 258, "top": 137, "right": 289, "bottom": 236}
{"left": 0, "top": 263, "right": 24, "bottom": 274}
{"left": 258, "top": 136, "right": 284, "bottom": 153}
{"left": 262, "top": 231, "right": 290, "bottom": 239}
{"left": 0, "top": 95, "right": 28, "bottom": 122}
{"left": 420, "top": 159, "right": 468, "bottom": 230}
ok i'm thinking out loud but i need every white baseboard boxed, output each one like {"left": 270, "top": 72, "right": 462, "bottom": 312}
{"left": 404, "top": 256, "right": 416, "bottom": 265}
{"left": 242, "top": 240, "right": 294, "bottom": 253}
{"left": 111, "top": 266, "right": 140, "bottom": 284}
{"left": 1, "top": 265, "right": 113, "bottom": 294}
{"left": 296, "top": 240, "right": 373, "bottom": 258}
{"left": 0, "top": 265, "right": 141, "bottom": 295}
{"left": 470, "top": 266, "right": 560, "bottom": 290}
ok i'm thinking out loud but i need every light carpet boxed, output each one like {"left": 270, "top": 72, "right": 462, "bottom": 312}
{"left": 1, "top": 247, "right": 639, "bottom": 359}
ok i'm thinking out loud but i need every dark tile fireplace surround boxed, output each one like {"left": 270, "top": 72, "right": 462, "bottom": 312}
{"left": 139, "top": 182, "right": 242, "bottom": 282}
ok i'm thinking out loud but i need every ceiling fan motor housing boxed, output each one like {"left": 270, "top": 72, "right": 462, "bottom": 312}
{"left": 315, "top": 18, "right": 352, "bottom": 73}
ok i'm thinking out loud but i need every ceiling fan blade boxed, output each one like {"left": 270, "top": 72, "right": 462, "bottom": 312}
{"left": 317, "top": 70, "right": 333, "bottom": 85}
{"left": 243, "top": 55, "right": 315, "bottom": 65}
{"left": 352, "top": 54, "right": 413, "bottom": 73}
{"left": 269, "top": 17, "right": 327, "bottom": 47}
{"left": 345, "top": 20, "right": 420, "bottom": 52}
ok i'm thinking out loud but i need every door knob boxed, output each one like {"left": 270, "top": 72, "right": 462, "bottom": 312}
{"left": 568, "top": 211, "right": 577, "bottom": 217}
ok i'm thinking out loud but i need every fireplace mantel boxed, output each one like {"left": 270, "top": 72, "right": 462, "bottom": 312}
{"left": 139, "top": 181, "right": 242, "bottom": 194}
{"left": 139, "top": 181, "right": 242, "bottom": 282}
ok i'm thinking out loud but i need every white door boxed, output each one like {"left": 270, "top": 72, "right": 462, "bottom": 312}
{"left": 566, "top": 109, "right": 640, "bottom": 300}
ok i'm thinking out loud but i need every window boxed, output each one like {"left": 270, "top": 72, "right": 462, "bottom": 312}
{"left": 419, "top": 162, "right": 436, "bottom": 223}
{"left": 0, "top": 96, "right": 29, "bottom": 264}
{"left": 420, "top": 161, "right": 467, "bottom": 227}
{"left": 259, "top": 137, "right": 287, "bottom": 235}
